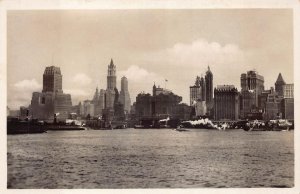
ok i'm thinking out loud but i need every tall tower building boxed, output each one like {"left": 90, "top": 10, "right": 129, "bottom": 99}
{"left": 42, "top": 66, "right": 63, "bottom": 93}
{"left": 119, "top": 76, "right": 131, "bottom": 112}
{"left": 275, "top": 73, "right": 286, "bottom": 97}
{"left": 105, "top": 59, "right": 117, "bottom": 109}
{"left": 205, "top": 66, "right": 213, "bottom": 104}
{"left": 189, "top": 76, "right": 202, "bottom": 105}
{"left": 31, "top": 66, "right": 72, "bottom": 120}
{"left": 200, "top": 76, "right": 206, "bottom": 102}
{"left": 240, "top": 70, "right": 264, "bottom": 94}
{"left": 240, "top": 70, "right": 264, "bottom": 119}
{"left": 107, "top": 58, "right": 117, "bottom": 90}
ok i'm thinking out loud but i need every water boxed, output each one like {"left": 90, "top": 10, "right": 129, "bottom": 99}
{"left": 7, "top": 129, "right": 294, "bottom": 188}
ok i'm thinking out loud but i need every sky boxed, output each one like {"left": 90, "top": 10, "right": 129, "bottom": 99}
{"left": 7, "top": 9, "right": 293, "bottom": 110}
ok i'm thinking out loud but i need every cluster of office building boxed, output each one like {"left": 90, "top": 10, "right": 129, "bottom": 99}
{"left": 13, "top": 59, "right": 132, "bottom": 124}
{"left": 9, "top": 60, "right": 294, "bottom": 123}
{"left": 200, "top": 70, "right": 294, "bottom": 121}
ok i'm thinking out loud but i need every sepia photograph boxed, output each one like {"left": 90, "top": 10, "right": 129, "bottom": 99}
{"left": 1, "top": 0, "right": 299, "bottom": 192}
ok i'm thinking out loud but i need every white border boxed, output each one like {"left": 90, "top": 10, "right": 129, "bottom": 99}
{"left": 0, "top": 0, "right": 299, "bottom": 194}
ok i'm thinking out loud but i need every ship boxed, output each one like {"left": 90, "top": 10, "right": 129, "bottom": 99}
{"left": 7, "top": 117, "right": 47, "bottom": 134}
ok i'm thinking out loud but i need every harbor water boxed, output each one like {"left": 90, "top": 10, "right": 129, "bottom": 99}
{"left": 7, "top": 129, "right": 294, "bottom": 188}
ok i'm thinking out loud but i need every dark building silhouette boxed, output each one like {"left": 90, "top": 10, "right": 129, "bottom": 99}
{"left": 107, "top": 58, "right": 116, "bottom": 90}
{"left": 42, "top": 66, "right": 63, "bottom": 93}
{"left": 214, "top": 85, "right": 239, "bottom": 120}
{"left": 262, "top": 74, "right": 294, "bottom": 120}
{"left": 205, "top": 66, "right": 213, "bottom": 116}
{"left": 136, "top": 84, "right": 191, "bottom": 120}
{"left": 275, "top": 73, "right": 286, "bottom": 97}
{"left": 105, "top": 59, "right": 117, "bottom": 109}
{"left": 31, "top": 66, "right": 72, "bottom": 121}
{"left": 240, "top": 70, "right": 264, "bottom": 119}
{"left": 119, "top": 76, "right": 131, "bottom": 113}
{"left": 205, "top": 66, "right": 213, "bottom": 104}
{"left": 264, "top": 87, "right": 282, "bottom": 120}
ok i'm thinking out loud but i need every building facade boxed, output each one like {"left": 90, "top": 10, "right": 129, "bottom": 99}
{"left": 214, "top": 85, "right": 239, "bottom": 120}
{"left": 275, "top": 73, "right": 286, "bottom": 97}
{"left": 240, "top": 70, "right": 264, "bottom": 119}
{"left": 136, "top": 85, "right": 190, "bottom": 120}
{"left": 119, "top": 76, "right": 131, "bottom": 113}
{"left": 31, "top": 66, "right": 72, "bottom": 121}
{"left": 283, "top": 84, "right": 294, "bottom": 98}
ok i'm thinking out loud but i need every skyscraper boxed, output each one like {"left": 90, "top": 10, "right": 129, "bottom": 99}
{"left": 240, "top": 70, "right": 264, "bottom": 106}
{"left": 189, "top": 76, "right": 202, "bottom": 105}
{"left": 205, "top": 66, "right": 213, "bottom": 117}
{"left": 42, "top": 66, "right": 63, "bottom": 93}
{"left": 205, "top": 66, "right": 213, "bottom": 104}
{"left": 105, "top": 59, "right": 117, "bottom": 108}
{"left": 31, "top": 66, "right": 72, "bottom": 121}
{"left": 107, "top": 58, "right": 116, "bottom": 90}
{"left": 119, "top": 76, "right": 131, "bottom": 112}
{"left": 214, "top": 85, "right": 239, "bottom": 120}
{"left": 240, "top": 70, "right": 264, "bottom": 119}
{"left": 275, "top": 73, "right": 286, "bottom": 97}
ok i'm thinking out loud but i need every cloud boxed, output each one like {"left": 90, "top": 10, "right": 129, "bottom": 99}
{"left": 13, "top": 79, "right": 42, "bottom": 91}
{"left": 64, "top": 89, "right": 90, "bottom": 97}
{"left": 118, "top": 65, "right": 164, "bottom": 84}
{"left": 151, "top": 39, "right": 246, "bottom": 70}
{"left": 71, "top": 73, "right": 92, "bottom": 86}
{"left": 8, "top": 79, "right": 42, "bottom": 109}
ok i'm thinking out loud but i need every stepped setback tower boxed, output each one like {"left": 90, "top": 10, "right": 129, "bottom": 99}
{"left": 105, "top": 59, "right": 117, "bottom": 108}
{"left": 119, "top": 76, "right": 131, "bottom": 112}
{"left": 31, "top": 66, "right": 72, "bottom": 121}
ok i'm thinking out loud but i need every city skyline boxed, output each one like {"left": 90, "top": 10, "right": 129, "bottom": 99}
{"left": 7, "top": 9, "right": 293, "bottom": 109}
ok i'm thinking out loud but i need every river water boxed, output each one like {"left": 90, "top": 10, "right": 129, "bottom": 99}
{"left": 7, "top": 129, "right": 294, "bottom": 188}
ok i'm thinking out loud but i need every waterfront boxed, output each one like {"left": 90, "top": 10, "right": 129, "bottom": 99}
{"left": 7, "top": 129, "right": 294, "bottom": 188}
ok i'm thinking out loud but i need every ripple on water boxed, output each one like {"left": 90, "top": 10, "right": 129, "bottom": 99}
{"left": 7, "top": 129, "right": 294, "bottom": 188}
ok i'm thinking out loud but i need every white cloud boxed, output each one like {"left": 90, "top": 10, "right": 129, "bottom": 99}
{"left": 71, "top": 73, "right": 92, "bottom": 86}
{"left": 64, "top": 89, "right": 90, "bottom": 97}
{"left": 8, "top": 79, "right": 42, "bottom": 109}
{"left": 118, "top": 65, "right": 164, "bottom": 84}
{"left": 13, "top": 79, "right": 42, "bottom": 91}
{"left": 64, "top": 88, "right": 91, "bottom": 105}
{"left": 152, "top": 39, "right": 246, "bottom": 70}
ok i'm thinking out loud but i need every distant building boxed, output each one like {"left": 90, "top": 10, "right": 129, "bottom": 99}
{"left": 105, "top": 59, "right": 117, "bottom": 109}
{"left": 214, "top": 85, "right": 239, "bottom": 120}
{"left": 264, "top": 87, "right": 282, "bottom": 120}
{"left": 190, "top": 76, "right": 202, "bottom": 106}
{"left": 30, "top": 66, "right": 72, "bottom": 121}
{"left": 240, "top": 90, "right": 256, "bottom": 118}
{"left": 283, "top": 84, "right": 294, "bottom": 98}
{"left": 189, "top": 66, "right": 213, "bottom": 118}
{"left": 136, "top": 84, "right": 191, "bottom": 120}
{"left": 240, "top": 70, "right": 264, "bottom": 119}
{"left": 82, "top": 100, "right": 95, "bottom": 117}
{"left": 119, "top": 76, "right": 131, "bottom": 113}
{"left": 205, "top": 66, "right": 214, "bottom": 117}
{"left": 281, "top": 98, "right": 294, "bottom": 119}
{"left": 205, "top": 66, "right": 213, "bottom": 104}
{"left": 275, "top": 73, "right": 286, "bottom": 97}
